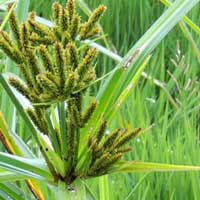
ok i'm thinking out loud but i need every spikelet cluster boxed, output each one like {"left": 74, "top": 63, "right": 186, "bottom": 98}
{"left": 87, "top": 124, "right": 141, "bottom": 176}
{"left": 0, "top": 1, "right": 105, "bottom": 107}
{"left": 0, "top": 0, "right": 140, "bottom": 185}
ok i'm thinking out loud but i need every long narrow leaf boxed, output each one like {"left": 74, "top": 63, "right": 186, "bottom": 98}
{"left": 109, "top": 161, "right": 200, "bottom": 173}
{"left": 160, "top": 0, "right": 200, "bottom": 35}
{"left": 0, "top": 169, "right": 27, "bottom": 182}
{"left": 0, "top": 183, "right": 23, "bottom": 200}
{"left": 0, "top": 152, "right": 53, "bottom": 182}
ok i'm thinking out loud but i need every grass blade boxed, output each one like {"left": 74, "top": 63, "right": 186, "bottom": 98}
{"left": 0, "top": 152, "right": 53, "bottom": 182}
{"left": 109, "top": 161, "right": 200, "bottom": 173}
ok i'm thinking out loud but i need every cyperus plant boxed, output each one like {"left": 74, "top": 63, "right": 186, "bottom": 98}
{"left": 0, "top": 0, "right": 200, "bottom": 199}
{"left": 0, "top": 0, "right": 141, "bottom": 188}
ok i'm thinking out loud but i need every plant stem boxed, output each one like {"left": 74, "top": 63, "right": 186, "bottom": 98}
{"left": 56, "top": 179, "right": 86, "bottom": 200}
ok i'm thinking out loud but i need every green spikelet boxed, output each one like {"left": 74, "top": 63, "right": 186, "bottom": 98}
{"left": 103, "top": 129, "right": 122, "bottom": 149}
{"left": 79, "top": 5, "right": 106, "bottom": 40}
{"left": 68, "top": 100, "right": 81, "bottom": 127}
{"left": 89, "top": 152, "right": 111, "bottom": 174}
{"left": 116, "top": 147, "right": 132, "bottom": 154}
{"left": 26, "top": 108, "right": 46, "bottom": 134}
{"left": 36, "top": 74, "right": 60, "bottom": 95}
{"left": 97, "top": 153, "right": 123, "bottom": 175}
{"left": 69, "top": 15, "right": 80, "bottom": 39}
{"left": 64, "top": 71, "right": 77, "bottom": 96}
{"left": 45, "top": 72, "right": 60, "bottom": 87}
{"left": 52, "top": 2, "right": 62, "bottom": 26}
{"left": 0, "top": 31, "right": 23, "bottom": 64}
{"left": 77, "top": 48, "right": 97, "bottom": 79}
{"left": 85, "top": 27, "right": 100, "bottom": 38}
{"left": 81, "top": 101, "right": 97, "bottom": 126}
{"left": 28, "top": 19, "right": 53, "bottom": 38}
{"left": 26, "top": 48, "right": 40, "bottom": 84}
{"left": 54, "top": 42, "right": 65, "bottom": 85}
{"left": 13, "top": 46, "right": 24, "bottom": 63}
{"left": 60, "top": 7, "right": 69, "bottom": 32}
{"left": 9, "top": 77, "right": 31, "bottom": 100}
{"left": 21, "top": 23, "right": 29, "bottom": 49}
{"left": 62, "top": 31, "right": 71, "bottom": 47}
{"left": 29, "top": 32, "right": 53, "bottom": 45}
{"left": 67, "top": 42, "right": 78, "bottom": 70}
{"left": 83, "top": 67, "right": 96, "bottom": 85}
{"left": 114, "top": 128, "right": 141, "bottom": 149}
{"left": 67, "top": 0, "right": 75, "bottom": 24}
{"left": 74, "top": 93, "right": 82, "bottom": 111}
{"left": 0, "top": 31, "right": 12, "bottom": 45}
{"left": 95, "top": 120, "right": 107, "bottom": 143}
{"left": 38, "top": 45, "right": 53, "bottom": 72}
{"left": 28, "top": 11, "right": 35, "bottom": 20}
{"left": 18, "top": 64, "right": 34, "bottom": 89}
{"left": 0, "top": 32, "right": 15, "bottom": 59}
{"left": 7, "top": 4, "right": 22, "bottom": 49}
{"left": 35, "top": 108, "right": 49, "bottom": 134}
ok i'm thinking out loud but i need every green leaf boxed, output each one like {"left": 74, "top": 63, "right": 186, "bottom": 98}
{"left": 105, "top": 55, "right": 151, "bottom": 122}
{"left": 0, "top": 111, "right": 34, "bottom": 158}
{"left": 99, "top": 175, "right": 109, "bottom": 200}
{"left": 0, "top": 183, "right": 24, "bottom": 200}
{"left": 45, "top": 112, "right": 61, "bottom": 156}
{"left": 0, "top": 169, "right": 27, "bottom": 182}
{"left": 109, "top": 161, "right": 200, "bottom": 173}
{"left": 0, "top": 152, "right": 53, "bottom": 182}
{"left": 160, "top": 0, "right": 200, "bottom": 35}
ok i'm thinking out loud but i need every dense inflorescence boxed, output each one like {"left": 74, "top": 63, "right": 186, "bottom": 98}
{"left": 0, "top": 0, "right": 141, "bottom": 185}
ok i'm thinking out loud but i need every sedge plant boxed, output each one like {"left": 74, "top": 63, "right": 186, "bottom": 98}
{"left": 0, "top": 0, "right": 141, "bottom": 196}
{"left": 0, "top": 0, "right": 200, "bottom": 199}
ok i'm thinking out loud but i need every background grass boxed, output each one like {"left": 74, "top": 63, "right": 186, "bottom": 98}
{"left": 1, "top": 0, "right": 200, "bottom": 199}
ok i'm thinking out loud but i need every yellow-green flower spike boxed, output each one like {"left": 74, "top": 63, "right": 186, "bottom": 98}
{"left": 67, "top": 42, "right": 78, "bottom": 70}
{"left": 79, "top": 5, "right": 106, "bottom": 40}
{"left": 18, "top": 64, "right": 34, "bottom": 89}
{"left": 28, "top": 19, "right": 54, "bottom": 42}
{"left": 29, "top": 32, "right": 53, "bottom": 45}
{"left": 81, "top": 101, "right": 97, "bottom": 126}
{"left": 69, "top": 15, "right": 80, "bottom": 39}
{"left": 38, "top": 45, "right": 54, "bottom": 72}
{"left": 52, "top": 2, "right": 62, "bottom": 26}
{"left": 26, "top": 48, "right": 40, "bottom": 85}
{"left": 36, "top": 74, "right": 60, "bottom": 95}
{"left": 103, "top": 129, "right": 122, "bottom": 149}
{"left": 114, "top": 128, "right": 141, "bottom": 149}
{"left": 77, "top": 48, "right": 97, "bottom": 79}
{"left": 9, "top": 77, "right": 31, "bottom": 101}
{"left": 60, "top": 7, "right": 69, "bottom": 32}
{"left": 54, "top": 42, "right": 65, "bottom": 85}
{"left": 0, "top": 33, "right": 15, "bottom": 61}
{"left": 96, "top": 153, "right": 123, "bottom": 175}
{"left": 0, "top": 31, "right": 12, "bottom": 46}
{"left": 62, "top": 31, "right": 71, "bottom": 47}
{"left": 64, "top": 71, "right": 77, "bottom": 96}
{"left": 7, "top": 4, "right": 22, "bottom": 49}
{"left": 89, "top": 152, "right": 111, "bottom": 174}
{"left": 21, "top": 23, "right": 29, "bottom": 49}
{"left": 95, "top": 120, "right": 107, "bottom": 143}
{"left": 67, "top": 0, "right": 75, "bottom": 24}
{"left": 26, "top": 108, "right": 47, "bottom": 134}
